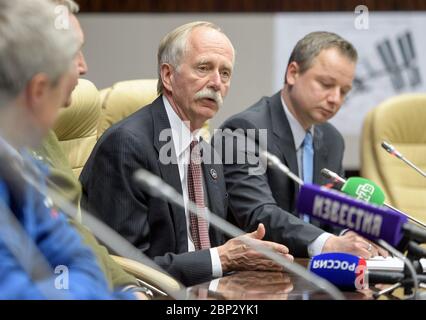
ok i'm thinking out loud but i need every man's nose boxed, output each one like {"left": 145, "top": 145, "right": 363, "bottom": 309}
{"left": 327, "top": 87, "right": 342, "bottom": 105}
{"left": 77, "top": 51, "right": 88, "bottom": 76}
{"left": 207, "top": 70, "right": 221, "bottom": 91}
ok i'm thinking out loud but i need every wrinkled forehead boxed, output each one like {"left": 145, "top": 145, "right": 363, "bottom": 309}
{"left": 185, "top": 27, "right": 235, "bottom": 65}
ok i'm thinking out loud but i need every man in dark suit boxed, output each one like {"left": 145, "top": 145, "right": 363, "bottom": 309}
{"left": 80, "top": 21, "right": 292, "bottom": 286}
{"left": 218, "top": 31, "right": 387, "bottom": 259}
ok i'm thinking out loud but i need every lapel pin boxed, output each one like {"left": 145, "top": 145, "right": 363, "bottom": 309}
{"left": 210, "top": 168, "right": 218, "bottom": 180}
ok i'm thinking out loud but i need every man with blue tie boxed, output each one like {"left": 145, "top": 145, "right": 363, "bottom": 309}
{"left": 219, "top": 31, "right": 387, "bottom": 259}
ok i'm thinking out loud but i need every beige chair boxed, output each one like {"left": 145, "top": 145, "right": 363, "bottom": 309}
{"left": 53, "top": 79, "right": 182, "bottom": 297}
{"left": 98, "top": 79, "right": 159, "bottom": 138}
{"left": 98, "top": 78, "right": 211, "bottom": 141}
{"left": 361, "top": 93, "right": 426, "bottom": 223}
{"left": 53, "top": 78, "right": 101, "bottom": 178}
{"left": 110, "top": 255, "right": 182, "bottom": 296}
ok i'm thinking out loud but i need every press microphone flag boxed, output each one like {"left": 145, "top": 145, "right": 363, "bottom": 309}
{"left": 309, "top": 253, "right": 367, "bottom": 290}
{"left": 320, "top": 168, "right": 426, "bottom": 229}
{"left": 310, "top": 252, "right": 426, "bottom": 290}
{"left": 341, "top": 178, "right": 426, "bottom": 244}
{"left": 297, "top": 183, "right": 407, "bottom": 246}
{"left": 341, "top": 177, "right": 385, "bottom": 205}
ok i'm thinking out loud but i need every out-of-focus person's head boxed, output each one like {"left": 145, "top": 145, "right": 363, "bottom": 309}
{"left": 157, "top": 21, "right": 235, "bottom": 131}
{"left": 50, "top": 0, "right": 88, "bottom": 106}
{"left": 0, "top": 0, "right": 79, "bottom": 147}
{"left": 283, "top": 31, "right": 357, "bottom": 129}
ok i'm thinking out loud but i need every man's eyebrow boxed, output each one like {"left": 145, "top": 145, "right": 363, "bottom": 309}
{"left": 318, "top": 75, "right": 336, "bottom": 82}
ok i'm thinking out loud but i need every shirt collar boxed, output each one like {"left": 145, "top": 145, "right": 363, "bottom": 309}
{"left": 163, "top": 95, "right": 202, "bottom": 158}
{"left": 281, "top": 95, "right": 314, "bottom": 151}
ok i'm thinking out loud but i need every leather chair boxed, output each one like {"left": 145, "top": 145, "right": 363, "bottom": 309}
{"left": 360, "top": 93, "right": 426, "bottom": 223}
{"left": 98, "top": 79, "right": 159, "bottom": 139}
{"left": 53, "top": 78, "right": 101, "bottom": 178}
{"left": 110, "top": 255, "right": 181, "bottom": 296}
{"left": 53, "top": 79, "right": 182, "bottom": 297}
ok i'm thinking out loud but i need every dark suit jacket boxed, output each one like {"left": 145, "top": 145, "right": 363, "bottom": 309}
{"left": 217, "top": 91, "right": 345, "bottom": 257}
{"left": 80, "top": 96, "right": 228, "bottom": 286}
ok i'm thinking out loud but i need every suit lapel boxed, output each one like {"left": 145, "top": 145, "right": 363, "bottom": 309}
{"left": 269, "top": 92, "right": 299, "bottom": 181}
{"left": 152, "top": 97, "right": 188, "bottom": 252}
{"left": 269, "top": 93, "right": 329, "bottom": 186}
{"left": 199, "top": 140, "right": 225, "bottom": 247}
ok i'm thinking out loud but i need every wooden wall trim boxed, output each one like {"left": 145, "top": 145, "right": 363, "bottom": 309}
{"left": 77, "top": 0, "right": 426, "bottom": 13}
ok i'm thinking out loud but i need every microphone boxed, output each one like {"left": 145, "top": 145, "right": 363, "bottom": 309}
{"left": 381, "top": 141, "right": 426, "bottom": 178}
{"left": 309, "top": 253, "right": 367, "bottom": 290}
{"left": 297, "top": 183, "right": 426, "bottom": 248}
{"left": 320, "top": 168, "right": 346, "bottom": 189}
{"left": 407, "top": 241, "right": 426, "bottom": 259}
{"left": 340, "top": 177, "right": 385, "bottom": 205}
{"left": 133, "top": 168, "right": 346, "bottom": 300}
{"left": 369, "top": 271, "right": 426, "bottom": 285}
{"left": 297, "top": 183, "right": 408, "bottom": 246}
{"left": 320, "top": 168, "right": 426, "bottom": 229}
{"left": 309, "top": 252, "right": 426, "bottom": 290}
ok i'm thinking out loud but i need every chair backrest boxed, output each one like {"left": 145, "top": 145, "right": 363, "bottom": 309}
{"left": 98, "top": 79, "right": 159, "bottom": 139}
{"left": 52, "top": 79, "right": 184, "bottom": 295}
{"left": 54, "top": 78, "right": 212, "bottom": 178}
{"left": 360, "top": 93, "right": 426, "bottom": 222}
{"left": 53, "top": 78, "right": 101, "bottom": 178}
{"left": 98, "top": 78, "right": 211, "bottom": 141}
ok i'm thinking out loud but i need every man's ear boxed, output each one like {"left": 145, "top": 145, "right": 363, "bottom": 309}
{"left": 160, "top": 63, "right": 174, "bottom": 93}
{"left": 285, "top": 61, "right": 300, "bottom": 86}
{"left": 25, "top": 73, "right": 49, "bottom": 112}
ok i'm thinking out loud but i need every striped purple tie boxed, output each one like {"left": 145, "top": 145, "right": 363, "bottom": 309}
{"left": 187, "top": 140, "right": 211, "bottom": 250}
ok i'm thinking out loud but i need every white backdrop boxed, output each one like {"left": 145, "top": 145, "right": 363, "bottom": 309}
{"left": 273, "top": 12, "right": 426, "bottom": 169}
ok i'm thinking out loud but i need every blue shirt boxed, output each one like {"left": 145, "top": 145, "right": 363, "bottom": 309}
{"left": 0, "top": 140, "right": 133, "bottom": 299}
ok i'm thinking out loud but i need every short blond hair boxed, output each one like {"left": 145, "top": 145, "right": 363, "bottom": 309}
{"left": 285, "top": 31, "right": 357, "bottom": 84}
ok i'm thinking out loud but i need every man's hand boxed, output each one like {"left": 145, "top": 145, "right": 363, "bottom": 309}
{"left": 322, "top": 231, "right": 388, "bottom": 259}
{"left": 217, "top": 271, "right": 293, "bottom": 300}
{"left": 217, "top": 223, "right": 294, "bottom": 273}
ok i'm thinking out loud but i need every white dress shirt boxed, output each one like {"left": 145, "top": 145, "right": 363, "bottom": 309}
{"left": 163, "top": 96, "right": 222, "bottom": 277}
{"left": 281, "top": 95, "right": 332, "bottom": 257}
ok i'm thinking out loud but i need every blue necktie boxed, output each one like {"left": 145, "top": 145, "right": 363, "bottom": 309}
{"left": 302, "top": 131, "right": 313, "bottom": 223}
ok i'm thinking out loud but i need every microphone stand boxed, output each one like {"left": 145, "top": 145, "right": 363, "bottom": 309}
{"left": 377, "top": 239, "right": 419, "bottom": 300}
{"left": 133, "top": 168, "right": 346, "bottom": 300}
{"left": 382, "top": 141, "right": 426, "bottom": 178}
{"left": 262, "top": 151, "right": 304, "bottom": 186}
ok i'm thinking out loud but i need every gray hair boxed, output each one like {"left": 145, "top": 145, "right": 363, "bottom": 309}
{"left": 285, "top": 31, "right": 358, "bottom": 84}
{"left": 50, "top": 0, "right": 80, "bottom": 13}
{"left": 0, "top": 0, "right": 78, "bottom": 105}
{"left": 157, "top": 21, "right": 233, "bottom": 95}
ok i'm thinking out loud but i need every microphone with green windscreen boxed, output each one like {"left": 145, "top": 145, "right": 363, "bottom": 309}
{"left": 340, "top": 177, "right": 386, "bottom": 205}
